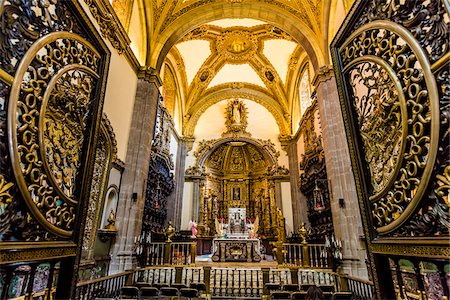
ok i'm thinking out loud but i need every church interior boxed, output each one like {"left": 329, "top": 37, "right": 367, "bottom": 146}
{"left": 0, "top": 0, "right": 448, "bottom": 299}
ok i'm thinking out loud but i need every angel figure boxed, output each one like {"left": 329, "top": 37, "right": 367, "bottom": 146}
{"left": 248, "top": 216, "right": 259, "bottom": 239}
{"left": 189, "top": 220, "right": 197, "bottom": 238}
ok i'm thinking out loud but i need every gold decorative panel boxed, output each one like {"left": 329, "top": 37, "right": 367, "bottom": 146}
{"left": 8, "top": 32, "right": 102, "bottom": 237}
{"left": 340, "top": 23, "right": 440, "bottom": 234}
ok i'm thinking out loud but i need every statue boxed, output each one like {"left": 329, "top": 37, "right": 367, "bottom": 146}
{"left": 104, "top": 209, "right": 116, "bottom": 231}
{"left": 248, "top": 216, "right": 259, "bottom": 239}
{"left": 299, "top": 222, "right": 309, "bottom": 244}
{"left": 165, "top": 221, "right": 175, "bottom": 242}
{"left": 189, "top": 220, "right": 197, "bottom": 238}
{"left": 215, "top": 217, "right": 224, "bottom": 238}
{"left": 231, "top": 100, "right": 241, "bottom": 124}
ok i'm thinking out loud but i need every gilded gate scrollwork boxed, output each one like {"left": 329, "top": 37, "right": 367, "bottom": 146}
{"left": 0, "top": 0, "right": 109, "bottom": 297}
{"left": 332, "top": 0, "right": 449, "bottom": 298}
{"left": 341, "top": 24, "right": 440, "bottom": 234}
{"left": 9, "top": 32, "right": 101, "bottom": 237}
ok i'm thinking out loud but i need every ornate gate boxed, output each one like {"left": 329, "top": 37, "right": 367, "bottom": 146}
{"left": 0, "top": 1, "right": 110, "bottom": 298}
{"left": 331, "top": 1, "right": 449, "bottom": 298}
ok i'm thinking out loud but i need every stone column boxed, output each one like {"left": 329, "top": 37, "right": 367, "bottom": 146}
{"left": 169, "top": 138, "right": 191, "bottom": 229}
{"left": 110, "top": 74, "right": 162, "bottom": 273}
{"left": 313, "top": 66, "right": 368, "bottom": 278}
{"left": 284, "top": 138, "right": 309, "bottom": 229}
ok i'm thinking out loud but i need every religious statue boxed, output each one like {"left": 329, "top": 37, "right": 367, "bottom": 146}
{"left": 189, "top": 220, "right": 197, "bottom": 238}
{"left": 299, "top": 222, "right": 309, "bottom": 244}
{"left": 104, "top": 209, "right": 116, "bottom": 231}
{"left": 215, "top": 217, "right": 225, "bottom": 238}
{"left": 165, "top": 221, "right": 175, "bottom": 242}
{"left": 248, "top": 216, "right": 259, "bottom": 239}
{"left": 231, "top": 100, "right": 241, "bottom": 124}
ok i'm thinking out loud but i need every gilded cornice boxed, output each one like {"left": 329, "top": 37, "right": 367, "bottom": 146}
{"left": 137, "top": 67, "right": 163, "bottom": 86}
{"left": 312, "top": 65, "right": 334, "bottom": 87}
{"left": 0, "top": 243, "right": 77, "bottom": 264}
{"left": 84, "top": 0, "right": 141, "bottom": 72}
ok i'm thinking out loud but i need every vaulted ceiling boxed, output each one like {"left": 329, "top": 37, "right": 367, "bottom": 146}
{"left": 109, "top": 0, "right": 352, "bottom": 137}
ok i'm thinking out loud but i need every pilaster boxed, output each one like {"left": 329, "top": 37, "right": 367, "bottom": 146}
{"left": 110, "top": 75, "right": 161, "bottom": 273}
{"left": 314, "top": 66, "right": 368, "bottom": 278}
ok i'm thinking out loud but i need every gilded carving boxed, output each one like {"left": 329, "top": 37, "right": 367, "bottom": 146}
{"left": 8, "top": 32, "right": 102, "bottom": 237}
{"left": 348, "top": 61, "right": 405, "bottom": 197}
{"left": 83, "top": 0, "right": 131, "bottom": 54}
{"left": 216, "top": 30, "right": 258, "bottom": 63}
{"left": 223, "top": 99, "right": 250, "bottom": 137}
{"left": 341, "top": 23, "right": 440, "bottom": 234}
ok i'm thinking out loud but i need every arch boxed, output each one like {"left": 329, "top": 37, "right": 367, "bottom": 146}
{"left": 195, "top": 136, "right": 279, "bottom": 170}
{"left": 100, "top": 185, "right": 120, "bottom": 228}
{"left": 149, "top": 1, "right": 325, "bottom": 73}
{"left": 184, "top": 84, "right": 290, "bottom": 137}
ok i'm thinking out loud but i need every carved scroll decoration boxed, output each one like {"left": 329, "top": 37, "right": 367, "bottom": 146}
{"left": 8, "top": 32, "right": 102, "bottom": 237}
{"left": 341, "top": 23, "right": 440, "bottom": 234}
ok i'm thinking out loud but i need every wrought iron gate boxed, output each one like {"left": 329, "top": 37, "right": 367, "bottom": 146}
{"left": 331, "top": 0, "right": 449, "bottom": 299}
{"left": 0, "top": 1, "right": 110, "bottom": 298}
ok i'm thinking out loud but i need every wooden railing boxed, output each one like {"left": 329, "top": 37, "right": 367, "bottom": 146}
{"left": 75, "top": 270, "right": 133, "bottom": 300}
{"left": 210, "top": 268, "right": 263, "bottom": 298}
{"left": 74, "top": 266, "right": 373, "bottom": 300}
{"left": 138, "top": 241, "right": 195, "bottom": 266}
{"left": 342, "top": 274, "right": 374, "bottom": 300}
{"left": 280, "top": 243, "right": 330, "bottom": 268}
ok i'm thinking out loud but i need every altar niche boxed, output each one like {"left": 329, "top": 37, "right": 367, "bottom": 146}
{"left": 229, "top": 208, "right": 246, "bottom": 235}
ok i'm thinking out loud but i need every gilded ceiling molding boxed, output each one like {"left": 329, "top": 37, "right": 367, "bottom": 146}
{"left": 181, "top": 25, "right": 290, "bottom": 111}
{"left": 184, "top": 84, "right": 290, "bottom": 137}
{"left": 166, "top": 48, "right": 188, "bottom": 101}
{"left": 84, "top": 0, "right": 140, "bottom": 71}
{"left": 285, "top": 49, "right": 310, "bottom": 109}
{"left": 151, "top": 1, "right": 325, "bottom": 73}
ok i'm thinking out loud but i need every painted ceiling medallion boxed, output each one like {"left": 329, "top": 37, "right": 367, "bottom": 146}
{"left": 216, "top": 30, "right": 257, "bottom": 63}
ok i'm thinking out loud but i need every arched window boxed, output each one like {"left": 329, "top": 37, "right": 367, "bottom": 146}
{"left": 299, "top": 66, "right": 311, "bottom": 118}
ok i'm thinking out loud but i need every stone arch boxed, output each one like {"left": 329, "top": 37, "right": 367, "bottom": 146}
{"left": 150, "top": 1, "right": 325, "bottom": 73}
{"left": 184, "top": 84, "right": 290, "bottom": 137}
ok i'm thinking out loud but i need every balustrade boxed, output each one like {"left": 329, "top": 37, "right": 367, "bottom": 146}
{"left": 280, "top": 243, "right": 330, "bottom": 268}
{"left": 138, "top": 241, "right": 196, "bottom": 266}
{"left": 73, "top": 266, "right": 373, "bottom": 300}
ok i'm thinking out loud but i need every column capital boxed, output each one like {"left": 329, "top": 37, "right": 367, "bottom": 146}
{"left": 180, "top": 136, "right": 195, "bottom": 152}
{"left": 312, "top": 65, "right": 335, "bottom": 87}
{"left": 137, "top": 66, "right": 163, "bottom": 86}
{"left": 279, "top": 135, "right": 295, "bottom": 152}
